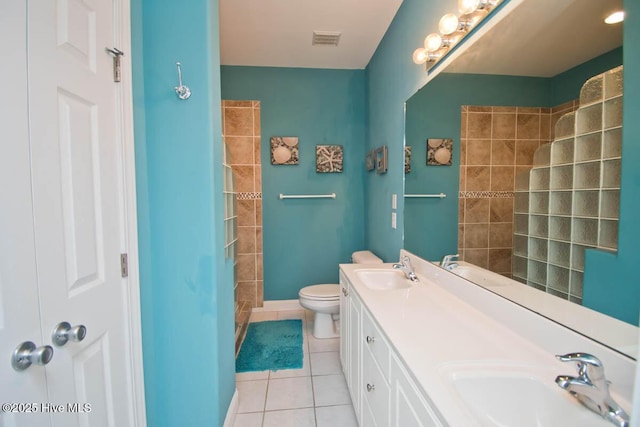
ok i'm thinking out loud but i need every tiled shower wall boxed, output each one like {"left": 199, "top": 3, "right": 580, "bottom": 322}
{"left": 458, "top": 102, "right": 578, "bottom": 276}
{"left": 221, "top": 100, "right": 263, "bottom": 352}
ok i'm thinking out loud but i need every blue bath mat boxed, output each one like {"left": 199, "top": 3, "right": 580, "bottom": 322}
{"left": 236, "top": 319, "right": 303, "bottom": 373}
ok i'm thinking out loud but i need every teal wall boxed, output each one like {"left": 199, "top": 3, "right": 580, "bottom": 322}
{"left": 583, "top": 0, "right": 640, "bottom": 325}
{"left": 131, "top": 0, "right": 235, "bottom": 425}
{"left": 221, "top": 67, "right": 366, "bottom": 300}
{"left": 365, "top": 0, "right": 457, "bottom": 262}
{"left": 404, "top": 73, "right": 551, "bottom": 260}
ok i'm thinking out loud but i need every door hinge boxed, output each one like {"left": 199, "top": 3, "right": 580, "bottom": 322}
{"left": 120, "top": 253, "right": 128, "bottom": 278}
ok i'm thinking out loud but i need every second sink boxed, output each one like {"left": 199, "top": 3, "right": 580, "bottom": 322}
{"left": 355, "top": 269, "right": 413, "bottom": 291}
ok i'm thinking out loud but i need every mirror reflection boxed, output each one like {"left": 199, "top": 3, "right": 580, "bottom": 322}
{"left": 403, "top": 0, "right": 635, "bottom": 357}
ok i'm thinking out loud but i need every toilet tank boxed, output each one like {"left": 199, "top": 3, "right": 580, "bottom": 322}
{"left": 351, "top": 251, "right": 383, "bottom": 264}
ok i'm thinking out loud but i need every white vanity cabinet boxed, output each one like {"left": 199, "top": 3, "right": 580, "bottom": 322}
{"left": 340, "top": 271, "right": 363, "bottom": 421}
{"left": 340, "top": 270, "right": 443, "bottom": 427}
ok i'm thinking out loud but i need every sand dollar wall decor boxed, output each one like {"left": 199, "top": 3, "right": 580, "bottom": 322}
{"left": 427, "top": 138, "right": 453, "bottom": 166}
{"left": 316, "top": 145, "right": 343, "bottom": 173}
{"left": 271, "top": 136, "right": 299, "bottom": 165}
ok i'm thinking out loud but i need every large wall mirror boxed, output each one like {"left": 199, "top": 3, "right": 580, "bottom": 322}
{"left": 403, "top": 0, "right": 637, "bottom": 358}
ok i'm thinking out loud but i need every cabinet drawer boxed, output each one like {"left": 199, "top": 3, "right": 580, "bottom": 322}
{"left": 363, "top": 345, "right": 390, "bottom": 426}
{"left": 363, "top": 309, "right": 390, "bottom": 380}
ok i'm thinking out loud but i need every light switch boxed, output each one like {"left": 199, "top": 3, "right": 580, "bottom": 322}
{"left": 392, "top": 194, "right": 397, "bottom": 209}
{"left": 391, "top": 212, "right": 397, "bottom": 229}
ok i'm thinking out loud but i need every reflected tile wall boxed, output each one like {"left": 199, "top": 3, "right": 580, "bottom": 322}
{"left": 459, "top": 105, "right": 565, "bottom": 276}
{"left": 222, "top": 100, "right": 263, "bottom": 353}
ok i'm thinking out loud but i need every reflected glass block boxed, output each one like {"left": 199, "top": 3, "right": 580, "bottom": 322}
{"left": 527, "top": 259, "right": 547, "bottom": 285}
{"left": 513, "top": 255, "right": 527, "bottom": 279}
{"left": 529, "top": 237, "right": 548, "bottom": 261}
{"left": 533, "top": 143, "right": 551, "bottom": 166}
{"left": 576, "top": 104, "right": 603, "bottom": 135}
{"left": 514, "top": 213, "right": 528, "bottom": 235}
{"left": 555, "top": 112, "right": 575, "bottom": 139}
{"left": 579, "top": 74, "right": 603, "bottom": 106}
{"left": 549, "top": 216, "right": 571, "bottom": 241}
{"left": 549, "top": 240, "right": 571, "bottom": 268}
{"left": 599, "top": 219, "right": 618, "bottom": 249}
{"left": 573, "top": 218, "right": 598, "bottom": 246}
{"left": 550, "top": 165, "right": 573, "bottom": 190}
{"left": 575, "top": 162, "right": 600, "bottom": 190}
{"left": 575, "top": 133, "right": 601, "bottom": 162}
{"left": 530, "top": 192, "right": 549, "bottom": 214}
{"left": 529, "top": 214, "right": 549, "bottom": 238}
{"left": 570, "top": 270, "right": 584, "bottom": 299}
{"left": 604, "top": 97, "right": 623, "bottom": 129}
{"left": 604, "top": 66, "right": 623, "bottom": 99}
{"left": 571, "top": 244, "right": 586, "bottom": 271}
{"left": 530, "top": 168, "right": 550, "bottom": 191}
{"left": 602, "top": 159, "right": 621, "bottom": 189}
{"left": 513, "top": 234, "right": 528, "bottom": 256}
{"left": 551, "top": 138, "right": 574, "bottom": 165}
{"left": 550, "top": 191, "right": 572, "bottom": 216}
{"left": 514, "top": 192, "right": 530, "bottom": 213}
{"left": 548, "top": 265, "right": 570, "bottom": 293}
{"left": 601, "top": 190, "right": 620, "bottom": 218}
{"left": 573, "top": 190, "right": 599, "bottom": 217}
{"left": 603, "top": 128, "right": 622, "bottom": 158}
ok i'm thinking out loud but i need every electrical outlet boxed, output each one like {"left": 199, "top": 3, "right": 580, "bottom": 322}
{"left": 392, "top": 194, "right": 397, "bottom": 209}
{"left": 391, "top": 212, "right": 397, "bottom": 229}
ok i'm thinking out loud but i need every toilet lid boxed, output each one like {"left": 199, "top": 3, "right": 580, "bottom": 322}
{"left": 299, "top": 284, "right": 340, "bottom": 300}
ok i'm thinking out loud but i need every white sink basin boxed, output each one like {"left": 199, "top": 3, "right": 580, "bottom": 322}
{"left": 448, "top": 369, "right": 615, "bottom": 427}
{"left": 355, "top": 269, "right": 413, "bottom": 291}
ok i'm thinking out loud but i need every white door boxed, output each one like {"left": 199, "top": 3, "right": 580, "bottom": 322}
{"left": 0, "top": 2, "right": 52, "bottom": 426}
{"left": 0, "top": 0, "right": 139, "bottom": 425}
{"left": 27, "top": 0, "right": 136, "bottom": 425}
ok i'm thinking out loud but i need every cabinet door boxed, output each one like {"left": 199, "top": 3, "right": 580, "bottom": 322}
{"left": 390, "top": 355, "right": 443, "bottom": 427}
{"left": 347, "top": 290, "right": 362, "bottom": 420}
{"left": 339, "top": 273, "right": 348, "bottom": 372}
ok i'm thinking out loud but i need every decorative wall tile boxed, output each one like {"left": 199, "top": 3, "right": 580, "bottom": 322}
{"left": 271, "top": 136, "right": 299, "bottom": 165}
{"left": 404, "top": 146, "right": 411, "bottom": 173}
{"left": 427, "top": 138, "right": 453, "bottom": 166}
{"left": 315, "top": 145, "right": 343, "bottom": 173}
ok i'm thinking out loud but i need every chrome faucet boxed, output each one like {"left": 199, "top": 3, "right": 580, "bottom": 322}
{"left": 555, "top": 352, "right": 629, "bottom": 427}
{"left": 440, "top": 253, "right": 459, "bottom": 270}
{"left": 392, "top": 255, "right": 419, "bottom": 282}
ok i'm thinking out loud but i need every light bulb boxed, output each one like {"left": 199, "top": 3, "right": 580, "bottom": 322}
{"left": 412, "top": 48, "right": 428, "bottom": 64}
{"left": 605, "top": 11, "right": 624, "bottom": 24}
{"left": 439, "top": 13, "right": 460, "bottom": 35}
{"left": 424, "top": 33, "right": 443, "bottom": 52}
{"left": 458, "top": 0, "right": 480, "bottom": 15}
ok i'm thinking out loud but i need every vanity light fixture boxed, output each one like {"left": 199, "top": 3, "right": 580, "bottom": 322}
{"left": 457, "top": 0, "right": 499, "bottom": 15}
{"left": 412, "top": 0, "right": 503, "bottom": 69}
{"left": 605, "top": 10, "right": 624, "bottom": 25}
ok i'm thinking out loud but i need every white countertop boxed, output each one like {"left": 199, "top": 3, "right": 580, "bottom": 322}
{"left": 340, "top": 250, "right": 636, "bottom": 426}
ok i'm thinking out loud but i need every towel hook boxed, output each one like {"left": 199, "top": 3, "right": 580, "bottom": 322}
{"left": 174, "top": 62, "right": 191, "bottom": 100}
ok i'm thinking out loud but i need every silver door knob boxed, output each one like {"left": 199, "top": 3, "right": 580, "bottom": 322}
{"left": 12, "top": 341, "right": 54, "bottom": 371}
{"left": 52, "top": 322, "right": 87, "bottom": 347}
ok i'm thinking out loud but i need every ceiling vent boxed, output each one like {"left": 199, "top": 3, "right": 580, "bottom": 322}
{"left": 312, "top": 31, "right": 341, "bottom": 47}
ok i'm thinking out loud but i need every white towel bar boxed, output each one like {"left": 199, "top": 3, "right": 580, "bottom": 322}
{"left": 404, "top": 193, "right": 447, "bottom": 199}
{"left": 279, "top": 193, "right": 336, "bottom": 200}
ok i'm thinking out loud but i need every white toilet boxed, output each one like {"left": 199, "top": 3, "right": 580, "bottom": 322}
{"left": 299, "top": 251, "right": 382, "bottom": 339}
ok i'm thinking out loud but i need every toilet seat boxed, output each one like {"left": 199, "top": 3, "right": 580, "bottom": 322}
{"left": 299, "top": 284, "right": 339, "bottom": 300}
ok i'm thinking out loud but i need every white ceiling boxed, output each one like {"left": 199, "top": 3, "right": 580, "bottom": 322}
{"left": 219, "top": 0, "right": 404, "bottom": 69}
{"left": 445, "top": 0, "right": 623, "bottom": 77}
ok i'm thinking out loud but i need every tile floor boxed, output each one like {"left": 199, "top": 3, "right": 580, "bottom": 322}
{"left": 234, "top": 309, "right": 357, "bottom": 427}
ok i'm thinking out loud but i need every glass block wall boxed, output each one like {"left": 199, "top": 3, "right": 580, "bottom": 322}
{"left": 513, "top": 66, "right": 623, "bottom": 304}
